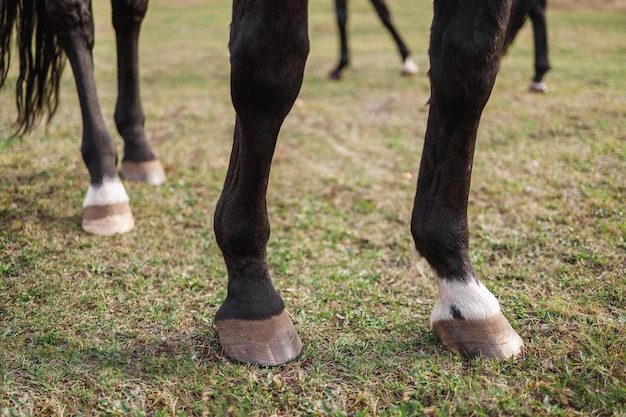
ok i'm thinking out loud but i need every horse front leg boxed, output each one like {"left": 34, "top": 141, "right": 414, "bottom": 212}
{"left": 46, "top": 0, "right": 134, "bottom": 235}
{"left": 329, "top": 0, "right": 349, "bottom": 80}
{"left": 214, "top": 0, "right": 309, "bottom": 366}
{"left": 411, "top": 0, "right": 523, "bottom": 358}
{"left": 369, "top": 0, "right": 417, "bottom": 75}
{"left": 528, "top": 0, "right": 550, "bottom": 92}
{"left": 111, "top": 0, "right": 166, "bottom": 184}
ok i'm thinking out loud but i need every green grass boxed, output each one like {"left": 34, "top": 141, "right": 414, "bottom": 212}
{"left": 1, "top": 0, "right": 625, "bottom": 415}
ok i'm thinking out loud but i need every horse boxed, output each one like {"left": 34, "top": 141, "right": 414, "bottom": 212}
{"left": 328, "top": 0, "right": 419, "bottom": 79}
{"left": 0, "top": 0, "right": 165, "bottom": 236}
{"left": 329, "top": 0, "right": 551, "bottom": 93}
{"left": 1, "top": 0, "right": 524, "bottom": 366}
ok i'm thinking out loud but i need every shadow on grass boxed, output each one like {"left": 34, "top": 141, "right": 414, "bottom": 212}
{"left": 1, "top": 169, "right": 84, "bottom": 235}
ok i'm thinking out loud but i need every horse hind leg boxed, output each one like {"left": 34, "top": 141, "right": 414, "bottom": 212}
{"left": 369, "top": 0, "right": 417, "bottom": 76}
{"left": 412, "top": 0, "right": 522, "bottom": 358}
{"left": 112, "top": 0, "right": 165, "bottom": 184}
{"left": 528, "top": 0, "right": 550, "bottom": 93}
{"left": 329, "top": 0, "right": 349, "bottom": 80}
{"left": 46, "top": 0, "right": 134, "bottom": 235}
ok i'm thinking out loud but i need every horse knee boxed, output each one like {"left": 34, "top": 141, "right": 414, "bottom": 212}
{"left": 229, "top": 5, "right": 308, "bottom": 123}
{"left": 45, "top": 0, "right": 94, "bottom": 48}
{"left": 111, "top": 0, "right": 148, "bottom": 31}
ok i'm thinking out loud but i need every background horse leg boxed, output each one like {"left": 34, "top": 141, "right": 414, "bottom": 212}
{"left": 46, "top": 0, "right": 134, "bottom": 235}
{"left": 214, "top": 0, "right": 309, "bottom": 366}
{"left": 411, "top": 0, "right": 523, "bottom": 358}
{"left": 528, "top": 0, "right": 550, "bottom": 92}
{"left": 112, "top": 0, "right": 166, "bottom": 184}
{"left": 329, "top": 0, "right": 349, "bottom": 79}
{"left": 369, "top": 0, "right": 417, "bottom": 75}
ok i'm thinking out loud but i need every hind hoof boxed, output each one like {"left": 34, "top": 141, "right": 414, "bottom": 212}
{"left": 528, "top": 81, "right": 548, "bottom": 93}
{"left": 121, "top": 160, "right": 166, "bottom": 185}
{"left": 432, "top": 311, "right": 523, "bottom": 359}
{"left": 82, "top": 202, "right": 135, "bottom": 235}
{"left": 401, "top": 58, "right": 418, "bottom": 76}
{"left": 216, "top": 310, "right": 303, "bottom": 366}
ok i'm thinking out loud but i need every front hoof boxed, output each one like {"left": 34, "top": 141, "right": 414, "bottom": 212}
{"left": 432, "top": 312, "right": 523, "bottom": 359}
{"left": 121, "top": 160, "right": 166, "bottom": 185}
{"left": 215, "top": 310, "right": 303, "bottom": 366}
{"left": 82, "top": 202, "right": 135, "bottom": 235}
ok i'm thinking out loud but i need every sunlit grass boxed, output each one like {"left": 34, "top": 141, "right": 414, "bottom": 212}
{"left": 1, "top": 0, "right": 625, "bottom": 415}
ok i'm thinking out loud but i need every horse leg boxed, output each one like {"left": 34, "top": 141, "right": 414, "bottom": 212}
{"left": 111, "top": 0, "right": 166, "bottom": 184}
{"left": 329, "top": 0, "right": 349, "bottom": 80}
{"left": 411, "top": 0, "right": 523, "bottom": 358}
{"left": 214, "top": 0, "right": 309, "bottom": 366}
{"left": 369, "top": 0, "right": 417, "bottom": 75}
{"left": 45, "top": 0, "right": 134, "bottom": 235}
{"left": 528, "top": 0, "right": 550, "bottom": 92}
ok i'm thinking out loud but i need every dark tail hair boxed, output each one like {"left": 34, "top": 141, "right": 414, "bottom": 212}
{"left": 1, "top": 0, "right": 66, "bottom": 135}
{"left": 503, "top": 0, "right": 539, "bottom": 53}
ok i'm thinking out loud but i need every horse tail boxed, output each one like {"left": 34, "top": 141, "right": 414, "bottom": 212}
{"left": 503, "top": 0, "right": 536, "bottom": 54}
{"left": 0, "top": 0, "right": 66, "bottom": 135}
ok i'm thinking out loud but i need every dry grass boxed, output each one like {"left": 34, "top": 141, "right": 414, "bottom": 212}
{"left": 1, "top": 0, "right": 625, "bottom": 415}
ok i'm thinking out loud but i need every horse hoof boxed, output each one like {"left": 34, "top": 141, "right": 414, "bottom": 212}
{"left": 82, "top": 202, "right": 135, "bottom": 235}
{"left": 401, "top": 58, "right": 418, "bottom": 76}
{"left": 215, "top": 310, "right": 303, "bottom": 366}
{"left": 328, "top": 70, "right": 342, "bottom": 80}
{"left": 528, "top": 81, "right": 548, "bottom": 93}
{"left": 121, "top": 160, "right": 166, "bottom": 185}
{"left": 432, "top": 311, "right": 523, "bottom": 359}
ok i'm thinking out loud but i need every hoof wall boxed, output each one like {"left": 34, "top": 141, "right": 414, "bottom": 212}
{"left": 121, "top": 160, "right": 166, "bottom": 185}
{"left": 433, "top": 312, "right": 523, "bottom": 359}
{"left": 528, "top": 81, "right": 548, "bottom": 93}
{"left": 82, "top": 202, "right": 135, "bottom": 235}
{"left": 328, "top": 71, "right": 341, "bottom": 80}
{"left": 216, "top": 310, "right": 303, "bottom": 366}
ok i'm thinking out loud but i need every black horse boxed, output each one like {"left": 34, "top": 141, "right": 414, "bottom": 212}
{"left": 2, "top": 0, "right": 525, "bottom": 366}
{"left": 329, "top": 0, "right": 550, "bottom": 92}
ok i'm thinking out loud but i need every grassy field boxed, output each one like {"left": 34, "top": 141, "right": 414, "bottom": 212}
{"left": 1, "top": 0, "right": 625, "bottom": 415}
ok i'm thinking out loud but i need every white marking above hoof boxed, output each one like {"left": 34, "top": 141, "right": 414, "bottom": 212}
{"left": 528, "top": 81, "right": 548, "bottom": 93}
{"left": 83, "top": 177, "right": 130, "bottom": 208}
{"left": 82, "top": 178, "right": 135, "bottom": 235}
{"left": 430, "top": 278, "right": 501, "bottom": 324}
{"left": 121, "top": 160, "right": 166, "bottom": 185}
{"left": 401, "top": 58, "right": 418, "bottom": 76}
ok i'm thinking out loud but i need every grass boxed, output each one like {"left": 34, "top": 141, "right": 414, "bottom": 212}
{"left": 1, "top": 0, "right": 625, "bottom": 415}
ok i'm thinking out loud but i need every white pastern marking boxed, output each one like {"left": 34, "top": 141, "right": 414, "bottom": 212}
{"left": 402, "top": 58, "right": 418, "bottom": 75}
{"left": 430, "top": 278, "right": 501, "bottom": 324}
{"left": 83, "top": 177, "right": 130, "bottom": 207}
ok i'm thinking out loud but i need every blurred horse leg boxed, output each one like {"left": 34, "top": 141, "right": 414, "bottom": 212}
{"left": 329, "top": 0, "right": 349, "bottom": 79}
{"left": 369, "top": 0, "right": 417, "bottom": 75}
{"left": 528, "top": 0, "right": 550, "bottom": 92}
{"left": 112, "top": 0, "right": 166, "bottom": 184}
